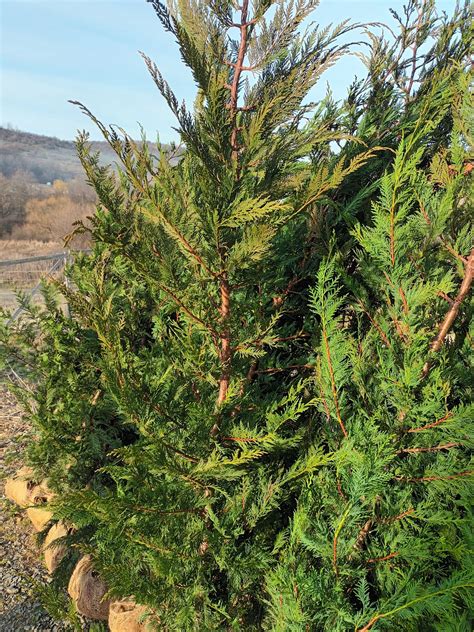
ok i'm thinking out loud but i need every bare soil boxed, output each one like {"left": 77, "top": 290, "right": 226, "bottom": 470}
{"left": 0, "top": 385, "right": 68, "bottom": 631}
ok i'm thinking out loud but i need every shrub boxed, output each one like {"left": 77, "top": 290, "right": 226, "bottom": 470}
{"left": 1, "top": 1, "right": 472, "bottom": 630}
{"left": 12, "top": 192, "right": 93, "bottom": 246}
{"left": 0, "top": 171, "right": 32, "bottom": 236}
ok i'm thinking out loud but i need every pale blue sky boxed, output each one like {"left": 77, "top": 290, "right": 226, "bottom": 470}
{"left": 1, "top": 0, "right": 457, "bottom": 142}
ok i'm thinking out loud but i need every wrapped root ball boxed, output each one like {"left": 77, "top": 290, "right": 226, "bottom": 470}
{"left": 68, "top": 555, "right": 110, "bottom": 620}
{"left": 43, "top": 522, "right": 69, "bottom": 573}
{"left": 109, "top": 599, "right": 153, "bottom": 631}
{"left": 26, "top": 486, "right": 54, "bottom": 532}
{"left": 4, "top": 466, "right": 36, "bottom": 507}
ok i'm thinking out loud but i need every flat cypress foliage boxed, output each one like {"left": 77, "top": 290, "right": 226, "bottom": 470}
{"left": 1, "top": 1, "right": 472, "bottom": 629}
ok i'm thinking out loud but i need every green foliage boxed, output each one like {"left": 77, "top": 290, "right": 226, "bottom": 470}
{"left": 34, "top": 580, "right": 82, "bottom": 631}
{"left": 1, "top": 1, "right": 472, "bottom": 630}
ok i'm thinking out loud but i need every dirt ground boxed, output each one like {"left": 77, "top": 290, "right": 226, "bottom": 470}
{"left": 0, "top": 240, "right": 67, "bottom": 313}
{"left": 0, "top": 385, "right": 68, "bottom": 631}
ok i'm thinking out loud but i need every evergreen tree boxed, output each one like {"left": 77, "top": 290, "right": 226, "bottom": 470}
{"left": 267, "top": 80, "right": 473, "bottom": 631}
{"left": 1, "top": 1, "right": 472, "bottom": 629}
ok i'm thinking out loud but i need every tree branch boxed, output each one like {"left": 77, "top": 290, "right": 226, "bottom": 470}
{"left": 379, "top": 507, "right": 414, "bottom": 524}
{"left": 367, "top": 551, "right": 398, "bottom": 564}
{"left": 422, "top": 248, "right": 474, "bottom": 376}
{"left": 212, "top": 0, "right": 253, "bottom": 429}
{"left": 216, "top": 274, "right": 231, "bottom": 408}
{"left": 394, "top": 470, "right": 473, "bottom": 483}
{"left": 158, "top": 283, "right": 219, "bottom": 345}
{"left": 407, "top": 412, "right": 452, "bottom": 433}
{"left": 322, "top": 329, "right": 348, "bottom": 438}
{"left": 396, "top": 442, "right": 459, "bottom": 455}
{"left": 228, "top": 0, "right": 251, "bottom": 164}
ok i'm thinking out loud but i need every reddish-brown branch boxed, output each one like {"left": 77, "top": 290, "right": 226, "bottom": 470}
{"left": 224, "top": 60, "right": 258, "bottom": 71}
{"left": 237, "top": 360, "right": 259, "bottom": 397}
{"left": 216, "top": 275, "right": 232, "bottom": 410}
{"left": 222, "top": 436, "right": 258, "bottom": 443}
{"left": 230, "top": 18, "right": 257, "bottom": 28}
{"left": 356, "top": 299, "right": 391, "bottom": 347}
{"left": 392, "top": 314, "right": 409, "bottom": 342}
{"left": 408, "top": 412, "right": 452, "bottom": 433}
{"left": 161, "top": 440, "right": 199, "bottom": 463}
{"left": 416, "top": 192, "right": 430, "bottom": 224}
{"left": 357, "top": 616, "right": 381, "bottom": 632}
{"left": 394, "top": 470, "right": 473, "bottom": 483}
{"left": 379, "top": 508, "right": 414, "bottom": 524}
{"left": 353, "top": 520, "right": 373, "bottom": 551}
{"left": 438, "top": 290, "right": 455, "bottom": 305}
{"left": 229, "top": 0, "right": 251, "bottom": 163}
{"left": 212, "top": 1, "right": 254, "bottom": 428}
{"left": 158, "top": 284, "right": 219, "bottom": 345}
{"left": 320, "top": 393, "right": 331, "bottom": 421}
{"left": 132, "top": 178, "right": 216, "bottom": 278}
{"left": 272, "top": 271, "right": 310, "bottom": 308}
{"left": 332, "top": 534, "right": 339, "bottom": 577}
{"left": 397, "top": 442, "right": 459, "bottom": 455}
{"left": 398, "top": 286, "right": 409, "bottom": 315}
{"left": 438, "top": 238, "right": 468, "bottom": 265}
{"left": 225, "top": 103, "right": 256, "bottom": 111}
{"left": 322, "top": 330, "right": 348, "bottom": 438}
{"left": 405, "top": 6, "right": 423, "bottom": 101}
{"left": 422, "top": 249, "right": 474, "bottom": 376}
{"left": 246, "top": 360, "right": 258, "bottom": 381}
{"left": 367, "top": 551, "right": 399, "bottom": 564}
{"left": 357, "top": 615, "right": 383, "bottom": 632}
{"left": 430, "top": 248, "right": 474, "bottom": 352}
{"left": 336, "top": 478, "right": 346, "bottom": 501}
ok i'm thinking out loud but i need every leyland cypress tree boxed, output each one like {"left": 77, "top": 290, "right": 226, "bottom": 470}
{"left": 270, "top": 81, "right": 473, "bottom": 631}
{"left": 1, "top": 1, "right": 472, "bottom": 630}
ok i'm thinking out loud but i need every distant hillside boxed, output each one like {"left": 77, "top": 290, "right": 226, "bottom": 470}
{"left": 0, "top": 127, "right": 119, "bottom": 183}
{"left": 0, "top": 127, "right": 182, "bottom": 240}
{"left": 0, "top": 127, "right": 169, "bottom": 184}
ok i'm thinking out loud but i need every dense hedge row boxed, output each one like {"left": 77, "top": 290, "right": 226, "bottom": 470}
{"left": 1, "top": 1, "right": 472, "bottom": 630}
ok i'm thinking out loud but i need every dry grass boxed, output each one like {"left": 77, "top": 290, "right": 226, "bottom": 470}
{"left": 0, "top": 240, "right": 67, "bottom": 311}
{"left": 0, "top": 239, "right": 63, "bottom": 261}
{"left": 11, "top": 191, "right": 93, "bottom": 247}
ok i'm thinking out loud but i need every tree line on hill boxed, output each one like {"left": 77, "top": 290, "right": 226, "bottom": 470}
{"left": 0, "top": 127, "right": 100, "bottom": 244}
{"left": 0, "top": 127, "right": 173, "bottom": 246}
{"left": 0, "top": 172, "right": 95, "bottom": 245}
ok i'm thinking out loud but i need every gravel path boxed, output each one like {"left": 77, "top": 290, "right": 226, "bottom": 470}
{"left": 0, "top": 385, "right": 69, "bottom": 632}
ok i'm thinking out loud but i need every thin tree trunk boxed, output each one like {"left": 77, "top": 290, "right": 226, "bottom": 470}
{"left": 422, "top": 248, "right": 474, "bottom": 376}
{"left": 213, "top": 1, "right": 252, "bottom": 420}
{"left": 217, "top": 275, "right": 231, "bottom": 407}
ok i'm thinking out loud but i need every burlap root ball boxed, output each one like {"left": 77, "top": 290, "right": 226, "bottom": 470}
{"left": 68, "top": 555, "right": 111, "bottom": 620}
{"left": 26, "top": 484, "right": 54, "bottom": 531}
{"left": 4, "top": 466, "right": 37, "bottom": 507}
{"left": 43, "top": 522, "right": 69, "bottom": 573}
{"left": 109, "top": 599, "right": 153, "bottom": 632}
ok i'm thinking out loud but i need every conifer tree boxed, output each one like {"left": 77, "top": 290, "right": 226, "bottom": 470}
{"left": 1, "top": 1, "right": 472, "bottom": 629}
{"left": 268, "top": 82, "right": 473, "bottom": 631}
